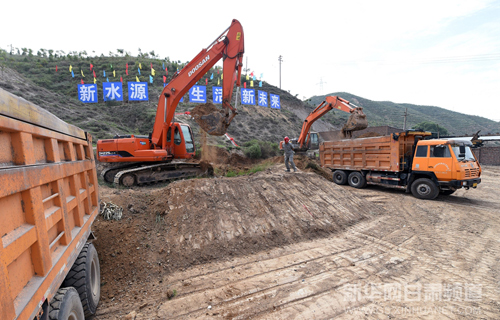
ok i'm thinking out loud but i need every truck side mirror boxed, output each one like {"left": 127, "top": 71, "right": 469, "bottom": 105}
{"left": 459, "top": 145, "right": 466, "bottom": 158}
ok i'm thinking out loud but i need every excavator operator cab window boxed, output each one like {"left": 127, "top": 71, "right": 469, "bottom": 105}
{"left": 167, "top": 127, "right": 171, "bottom": 142}
{"left": 181, "top": 125, "right": 194, "bottom": 153}
{"left": 174, "top": 127, "right": 181, "bottom": 145}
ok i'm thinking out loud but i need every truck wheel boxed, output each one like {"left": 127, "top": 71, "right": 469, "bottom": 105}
{"left": 63, "top": 243, "right": 100, "bottom": 318}
{"left": 348, "top": 171, "right": 367, "bottom": 188}
{"left": 48, "top": 287, "right": 85, "bottom": 320}
{"left": 332, "top": 170, "right": 348, "bottom": 185}
{"left": 411, "top": 178, "right": 439, "bottom": 200}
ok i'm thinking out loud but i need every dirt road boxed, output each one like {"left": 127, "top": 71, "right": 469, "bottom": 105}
{"left": 93, "top": 163, "right": 500, "bottom": 319}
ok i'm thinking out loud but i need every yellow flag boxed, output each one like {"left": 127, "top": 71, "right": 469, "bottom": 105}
{"left": 94, "top": 77, "right": 96, "bottom": 84}
{"left": 113, "top": 70, "right": 116, "bottom": 77}
{"left": 151, "top": 68, "right": 155, "bottom": 76}
{"left": 250, "top": 80, "right": 254, "bottom": 87}
{"left": 246, "top": 74, "right": 249, "bottom": 80}
{"left": 81, "top": 69, "right": 85, "bottom": 77}
{"left": 139, "top": 63, "right": 142, "bottom": 69}
{"left": 221, "top": 73, "right": 223, "bottom": 80}
{"left": 136, "top": 76, "right": 140, "bottom": 82}
{"left": 69, "top": 65, "right": 72, "bottom": 72}
{"left": 218, "top": 78, "right": 220, "bottom": 85}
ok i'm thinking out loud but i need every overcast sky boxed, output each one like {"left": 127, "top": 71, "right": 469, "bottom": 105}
{"left": 2, "top": 0, "right": 500, "bottom": 121}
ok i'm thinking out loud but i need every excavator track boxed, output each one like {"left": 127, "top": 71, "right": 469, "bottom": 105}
{"left": 102, "top": 162, "right": 213, "bottom": 187}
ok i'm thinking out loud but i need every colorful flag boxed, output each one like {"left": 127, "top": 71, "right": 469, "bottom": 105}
{"left": 246, "top": 74, "right": 249, "bottom": 80}
{"left": 165, "top": 68, "right": 168, "bottom": 75}
{"left": 55, "top": 65, "right": 58, "bottom": 72}
{"left": 93, "top": 70, "right": 96, "bottom": 78}
{"left": 210, "top": 73, "right": 213, "bottom": 80}
{"left": 106, "top": 77, "right": 109, "bottom": 82}
{"left": 163, "top": 76, "right": 166, "bottom": 83}
{"left": 162, "top": 62, "right": 165, "bottom": 69}
{"left": 250, "top": 80, "right": 254, "bottom": 87}
{"left": 81, "top": 69, "right": 85, "bottom": 77}
{"left": 81, "top": 79, "right": 84, "bottom": 85}
{"left": 244, "top": 82, "right": 246, "bottom": 88}
{"left": 250, "top": 72, "right": 254, "bottom": 77}
{"left": 151, "top": 68, "right": 155, "bottom": 76}
{"left": 120, "top": 76, "right": 123, "bottom": 83}
{"left": 110, "top": 64, "right": 113, "bottom": 69}
{"left": 205, "top": 78, "right": 208, "bottom": 85}
{"left": 94, "top": 77, "right": 96, "bottom": 84}
{"left": 139, "top": 63, "right": 142, "bottom": 69}
{"left": 71, "top": 70, "right": 74, "bottom": 77}
{"left": 260, "top": 73, "right": 263, "bottom": 79}
{"left": 253, "top": 75, "right": 256, "bottom": 81}
{"left": 69, "top": 65, "right": 72, "bottom": 72}
{"left": 90, "top": 63, "right": 93, "bottom": 71}
{"left": 150, "top": 62, "right": 153, "bottom": 69}
{"left": 218, "top": 78, "right": 220, "bottom": 85}
{"left": 126, "top": 69, "right": 129, "bottom": 75}
{"left": 221, "top": 73, "right": 223, "bottom": 80}
{"left": 113, "top": 70, "right": 115, "bottom": 77}
{"left": 136, "top": 76, "right": 140, "bottom": 82}
{"left": 138, "top": 68, "right": 141, "bottom": 75}
{"left": 126, "top": 63, "right": 128, "bottom": 70}
{"left": 149, "top": 75, "right": 153, "bottom": 83}
{"left": 103, "top": 70, "right": 106, "bottom": 77}
{"left": 259, "top": 81, "right": 262, "bottom": 87}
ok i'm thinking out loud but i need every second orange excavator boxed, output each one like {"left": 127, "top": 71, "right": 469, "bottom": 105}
{"left": 280, "top": 96, "right": 368, "bottom": 152}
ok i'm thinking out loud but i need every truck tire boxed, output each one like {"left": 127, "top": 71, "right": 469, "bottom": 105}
{"left": 332, "top": 170, "right": 348, "bottom": 185}
{"left": 348, "top": 171, "right": 367, "bottom": 188}
{"left": 48, "top": 287, "right": 85, "bottom": 320}
{"left": 411, "top": 178, "right": 439, "bottom": 200}
{"left": 62, "top": 243, "right": 100, "bottom": 318}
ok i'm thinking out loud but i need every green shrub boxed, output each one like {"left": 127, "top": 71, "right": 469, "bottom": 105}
{"left": 244, "top": 144, "right": 261, "bottom": 159}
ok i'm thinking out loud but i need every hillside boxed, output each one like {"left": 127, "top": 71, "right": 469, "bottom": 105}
{"left": 309, "top": 93, "right": 500, "bottom": 136}
{"left": 0, "top": 49, "right": 498, "bottom": 147}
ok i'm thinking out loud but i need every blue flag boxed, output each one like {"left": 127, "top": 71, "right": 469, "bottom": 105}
{"left": 106, "top": 77, "right": 109, "bottom": 82}
{"left": 138, "top": 68, "right": 141, "bottom": 75}
{"left": 162, "top": 62, "right": 165, "bottom": 69}
{"left": 149, "top": 75, "right": 153, "bottom": 83}
{"left": 71, "top": 70, "right": 74, "bottom": 78}
{"left": 210, "top": 73, "right": 213, "bottom": 80}
{"left": 103, "top": 70, "right": 106, "bottom": 77}
{"left": 259, "top": 81, "right": 262, "bottom": 87}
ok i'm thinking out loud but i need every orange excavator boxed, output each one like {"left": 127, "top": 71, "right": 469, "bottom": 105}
{"left": 280, "top": 96, "right": 368, "bottom": 152}
{"left": 97, "top": 19, "right": 244, "bottom": 186}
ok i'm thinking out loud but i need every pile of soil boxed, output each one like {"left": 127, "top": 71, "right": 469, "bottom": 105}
{"left": 93, "top": 159, "right": 383, "bottom": 307}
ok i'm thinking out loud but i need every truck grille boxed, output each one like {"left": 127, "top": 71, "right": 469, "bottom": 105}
{"left": 465, "top": 168, "right": 479, "bottom": 178}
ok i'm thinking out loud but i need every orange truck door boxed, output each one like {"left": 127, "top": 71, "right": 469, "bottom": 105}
{"left": 427, "top": 144, "right": 453, "bottom": 181}
{"left": 412, "top": 144, "right": 429, "bottom": 171}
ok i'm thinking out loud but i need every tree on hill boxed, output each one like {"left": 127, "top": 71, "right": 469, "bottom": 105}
{"left": 413, "top": 121, "right": 449, "bottom": 135}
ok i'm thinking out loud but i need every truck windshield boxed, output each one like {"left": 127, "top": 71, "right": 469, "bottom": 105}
{"left": 451, "top": 145, "right": 475, "bottom": 161}
{"left": 181, "top": 125, "right": 194, "bottom": 153}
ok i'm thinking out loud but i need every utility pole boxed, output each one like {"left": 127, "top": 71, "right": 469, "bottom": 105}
{"left": 278, "top": 55, "right": 283, "bottom": 89}
{"left": 403, "top": 108, "right": 408, "bottom": 130}
{"left": 316, "top": 78, "right": 327, "bottom": 93}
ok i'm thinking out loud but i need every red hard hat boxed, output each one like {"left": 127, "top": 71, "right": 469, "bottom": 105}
{"left": 284, "top": 136, "right": 289, "bottom": 143}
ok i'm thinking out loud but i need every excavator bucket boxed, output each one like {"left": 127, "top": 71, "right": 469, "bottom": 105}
{"left": 191, "top": 103, "right": 231, "bottom": 136}
{"left": 342, "top": 109, "right": 368, "bottom": 133}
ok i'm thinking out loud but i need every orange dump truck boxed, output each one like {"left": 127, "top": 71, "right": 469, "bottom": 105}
{"left": 320, "top": 131, "right": 481, "bottom": 199}
{"left": 0, "top": 88, "right": 100, "bottom": 320}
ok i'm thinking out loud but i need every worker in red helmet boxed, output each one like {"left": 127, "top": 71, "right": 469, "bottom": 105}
{"left": 282, "top": 136, "right": 297, "bottom": 172}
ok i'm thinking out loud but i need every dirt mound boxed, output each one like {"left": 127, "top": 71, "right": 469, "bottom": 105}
{"left": 357, "top": 131, "right": 381, "bottom": 138}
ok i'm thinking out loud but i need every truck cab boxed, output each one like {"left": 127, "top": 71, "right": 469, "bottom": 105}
{"left": 411, "top": 138, "right": 481, "bottom": 193}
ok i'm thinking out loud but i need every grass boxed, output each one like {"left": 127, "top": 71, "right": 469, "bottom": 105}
{"left": 224, "top": 161, "right": 273, "bottom": 177}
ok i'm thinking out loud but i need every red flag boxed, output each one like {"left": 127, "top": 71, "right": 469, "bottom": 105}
{"left": 205, "top": 78, "right": 208, "bottom": 85}
{"left": 55, "top": 65, "right": 58, "bottom": 72}
{"left": 90, "top": 63, "right": 93, "bottom": 71}
{"left": 163, "top": 76, "right": 166, "bottom": 83}
{"left": 126, "top": 63, "right": 128, "bottom": 69}
{"left": 150, "top": 63, "right": 153, "bottom": 69}
{"left": 244, "top": 82, "right": 246, "bottom": 88}
{"left": 126, "top": 69, "right": 129, "bottom": 75}
{"left": 165, "top": 68, "right": 168, "bottom": 75}
{"left": 120, "top": 76, "right": 123, "bottom": 83}
{"left": 93, "top": 70, "right": 96, "bottom": 78}
{"left": 250, "top": 71, "right": 254, "bottom": 77}
{"left": 81, "top": 79, "right": 84, "bottom": 85}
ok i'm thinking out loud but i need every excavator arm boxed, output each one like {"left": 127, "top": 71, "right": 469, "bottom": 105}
{"left": 151, "top": 19, "right": 244, "bottom": 146}
{"left": 291, "top": 96, "right": 367, "bottom": 150}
